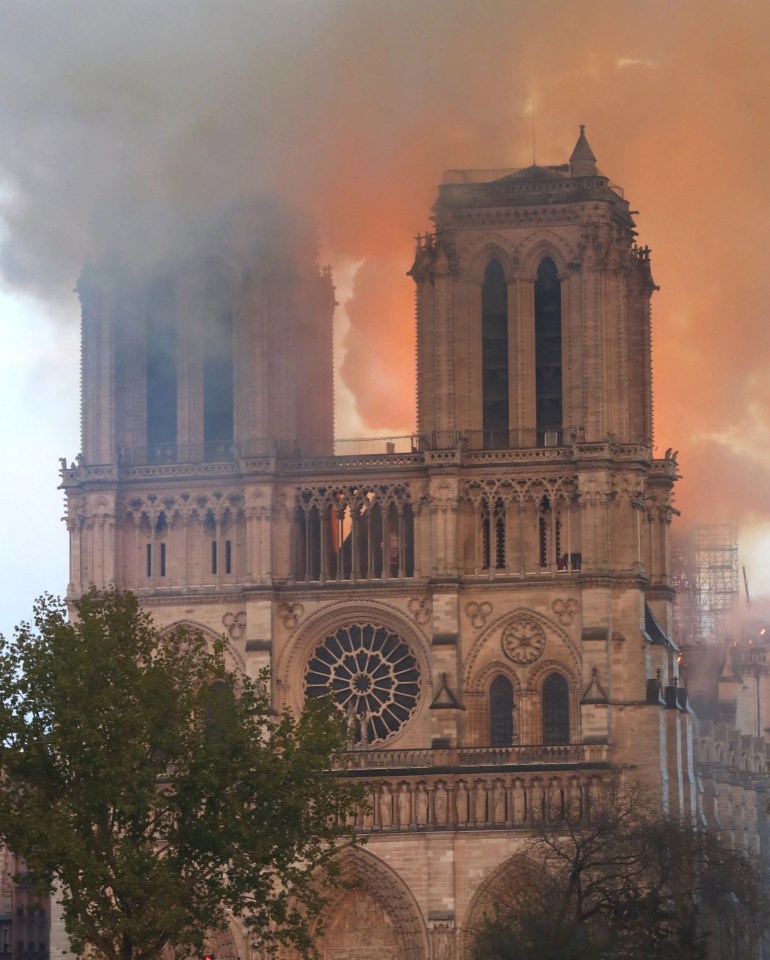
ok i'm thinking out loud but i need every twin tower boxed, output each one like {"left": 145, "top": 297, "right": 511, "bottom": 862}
{"left": 62, "top": 129, "right": 686, "bottom": 960}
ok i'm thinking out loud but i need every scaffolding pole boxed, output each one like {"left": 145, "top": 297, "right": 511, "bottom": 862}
{"left": 672, "top": 524, "right": 739, "bottom": 642}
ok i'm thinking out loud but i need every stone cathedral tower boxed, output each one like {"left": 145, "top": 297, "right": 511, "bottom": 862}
{"left": 61, "top": 131, "right": 708, "bottom": 960}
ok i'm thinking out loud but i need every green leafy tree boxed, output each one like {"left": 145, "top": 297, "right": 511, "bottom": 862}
{"left": 471, "top": 780, "right": 767, "bottom": 960}
{"left": 0, "top": 590, "right": 361, "bottom": 960}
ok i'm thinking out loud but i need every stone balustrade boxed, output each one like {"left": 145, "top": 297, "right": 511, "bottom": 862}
{"left": 339, "top": 742, "right": 608, "bottom": 772}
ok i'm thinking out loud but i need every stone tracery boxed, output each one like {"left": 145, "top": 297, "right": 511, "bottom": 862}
{"left": 292, "top": 481, "right": 419, "bottom": 582}
{"left": 461, "top": 475, "right": 579, "bottom": 575}
{"left": 305, "top": 622, "right": 421, "bottom": 745}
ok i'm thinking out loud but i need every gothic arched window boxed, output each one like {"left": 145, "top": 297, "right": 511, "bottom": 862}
{"left": 482, "top": 260, "right": 509, "bottom": 449}
{"left": 482, "top": 497, "right": 506, "bottom": 570}
{"left": 294, "top": 490, "right": 414, "bottom": 583}
{"left": 538, "top": 495, "right": 561, "bottom": 569}
{"left": 543, "top": 672, "right": 570, "bottom": 744}
{"left": 203, "top": 259, "right": 235, "bottom": 461}
{"left": 534, "top": 257, "right": 562, "bottom": 446}
{"left": 489, "top": 675, "right": 514, "bottom": 746}
{"left": 146, "top": 275, "right": 177, "bottom": 462}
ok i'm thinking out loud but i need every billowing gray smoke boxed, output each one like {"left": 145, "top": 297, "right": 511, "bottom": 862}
{"left": 1, "top": 0, "right": 770, "bottom": 553}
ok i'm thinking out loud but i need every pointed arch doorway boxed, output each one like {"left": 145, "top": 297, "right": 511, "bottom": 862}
{"left": 289, "top": 850, "right": 428, "bottom": 960}
{"left": 317, "top": 886, "right": 400, "bottom": 959}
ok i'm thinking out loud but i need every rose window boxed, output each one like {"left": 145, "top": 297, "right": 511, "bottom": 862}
{"left": 304, "top": 623, "right": 421, "bottom": 744}
{"left": 501, "top": 617, "right": 547, "bottom": 665}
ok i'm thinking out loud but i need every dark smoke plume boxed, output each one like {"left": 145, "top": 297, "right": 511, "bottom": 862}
{"left": 1, "top": 0, "right": 769, "bottom": 552}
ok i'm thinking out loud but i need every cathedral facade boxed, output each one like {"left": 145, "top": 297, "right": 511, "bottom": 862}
{"left": 61, "top": 130, "right": 742, "bottom": 959}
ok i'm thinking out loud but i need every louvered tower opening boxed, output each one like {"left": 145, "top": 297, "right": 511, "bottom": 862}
{"left": 535, "top": 257, "right": 562, "bottom": 446}
{"left": 481, "top": 260, "right": 509, "bottom": 449}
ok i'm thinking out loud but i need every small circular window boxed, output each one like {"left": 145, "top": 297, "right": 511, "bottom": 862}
{"left": 304, "top": 623, "right": 421, "bottom": 744}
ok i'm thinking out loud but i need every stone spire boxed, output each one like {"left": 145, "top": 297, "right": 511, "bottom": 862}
{"left": 570, "top": 124, "right": 597, "bottom": 177}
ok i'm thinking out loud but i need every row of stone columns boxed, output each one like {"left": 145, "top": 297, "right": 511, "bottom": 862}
{"left": 354, "top": 774, "right": 605, "bottom": 831}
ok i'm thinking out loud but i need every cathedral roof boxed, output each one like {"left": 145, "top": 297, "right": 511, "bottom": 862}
{"left": 494, "top": 164, "right": 569, "bottom": 183}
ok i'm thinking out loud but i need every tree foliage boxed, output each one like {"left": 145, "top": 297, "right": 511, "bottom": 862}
{"left": 471, "top": 780, "right": 767, "bottom": 960}
{"left": 0, "top": 590, "right": 361, "bottom": 960}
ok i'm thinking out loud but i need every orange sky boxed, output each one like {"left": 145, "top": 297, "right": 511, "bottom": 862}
{"left": 0, "top": 0, "right": 768, "bottom": 557}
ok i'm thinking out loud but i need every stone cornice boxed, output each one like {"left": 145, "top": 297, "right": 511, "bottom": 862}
{"left": 66, "top": 571, "right": 654, "bottom": 608}
{"left": 269, "top": 581, "right": 433, "bottom": 602}
{"left": 94, "top": 588, "right": 250, "bottom": 607}
{"left": 644, "top": 584, "right": 676, "bottom": 602}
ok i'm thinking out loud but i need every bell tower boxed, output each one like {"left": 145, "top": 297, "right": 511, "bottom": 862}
{"left": 78, "top": 199, "right": 335, "bottom": 471}
{"left": 65, "top": 198, "right": 334, "bottom": 598}
{"left": 411, "top": 125, "right": 654, "bottom": 451}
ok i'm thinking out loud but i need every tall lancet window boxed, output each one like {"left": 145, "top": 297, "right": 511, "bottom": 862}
{"left": 482, "top": 260, "right": 509, "bottom": 449}
{"left": 489, "top": 675, "right": 514, "bottom": 746}
{"left": 203, "top": 263, "right": 235, "bottom": 461}
{"left": 535, "top": 257, "right": 562, "bottom": 445}
{"left": 543, "top": 672, "right": 570, "bottom": 744}
{"left": 146, "top": 276, "right": 177, "bottom": 462}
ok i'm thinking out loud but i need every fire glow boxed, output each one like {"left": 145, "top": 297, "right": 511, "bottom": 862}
{"left": 0, "top": 0, "right": 769, "bottom": 588}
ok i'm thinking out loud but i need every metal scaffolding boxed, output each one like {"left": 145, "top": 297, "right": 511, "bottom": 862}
{"left": 672, "top": 524, "right": 739, "bottom": 643}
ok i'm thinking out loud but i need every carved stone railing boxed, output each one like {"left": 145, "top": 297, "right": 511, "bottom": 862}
{"left": 281, "top": 452, "right": 424, "bottom": 473}
{"left": 339, "top": 742, "right": 608, "bottom": 772}
{"left": 347, "top": 767, "right": 611, "bottom": 833}
{"left": 59, "top": 462, "right": 119, "bottom": 486}
{"left": 59, "top": 459, "right": 241, "bottom": 485}
{"left": 462, "top": 447, "right": 570, "bottom": 464}
{"left": 60, "top": 439, "right": 659, "bottom": 489}
{"left": 123, "top": 461, "right": 241, "bottom": 480}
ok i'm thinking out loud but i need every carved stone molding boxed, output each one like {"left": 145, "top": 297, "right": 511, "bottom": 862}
{"left": 464, "top": 608, "right": 581, "bottom": 688}
{"left": 277, "top": 601, "right": 305, "bottom": 630}
{"left": 408, "top": 596, "right": 432, "bottom": 626}
{"left": 501, "top": 617, "right": 546, "bottom": 665}
{"left": 462, "top": 474, "right": 578, "bottom": 508}
{"left": 429, "top": 477, "right": 459, "bottom": 510}
{"left": 222, "top": 610, "right": 246, "bottom": 641}
{"left": 465, "top": 601, "right": 492, "bottom": 630}
{"left": 552, "top": 598, "right": 579, "bottom": 626}
{"left": 120, "top": 489, "right": 245, "bottom": 526}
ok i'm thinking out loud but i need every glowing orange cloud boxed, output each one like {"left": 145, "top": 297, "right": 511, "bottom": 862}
{"left": 0, "top": 0, "right": 769, "bottom": 550}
